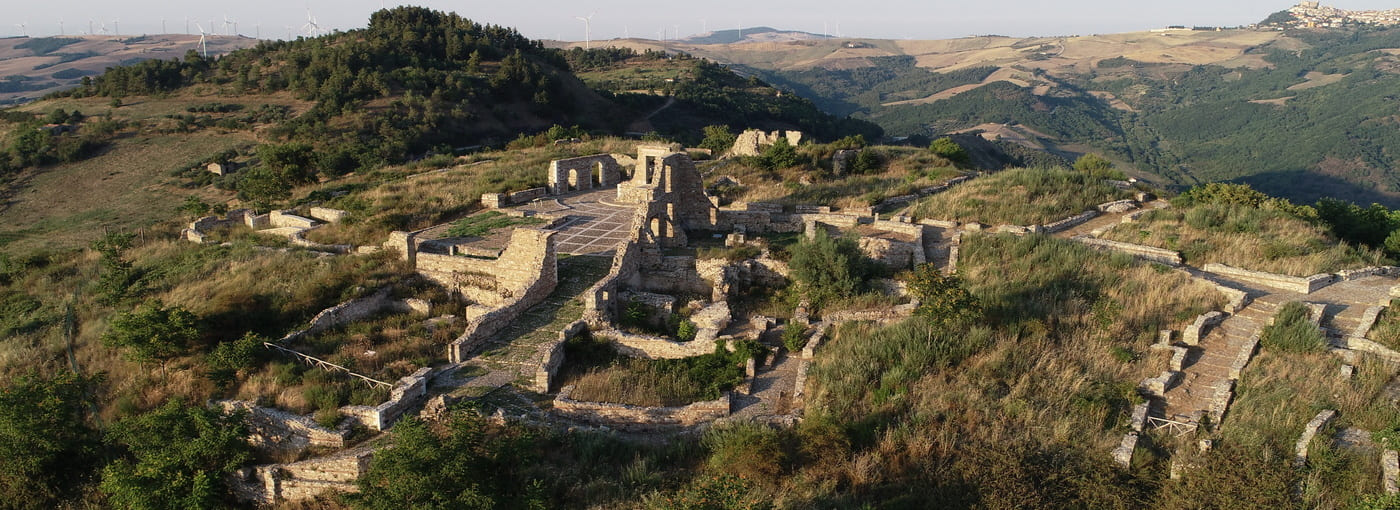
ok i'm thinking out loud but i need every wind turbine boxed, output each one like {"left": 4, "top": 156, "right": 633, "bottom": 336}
{"left": 223, "top": 15, "right": 236, "bottom": 36}
{"left": 185, "top": 16, "right": 190, "bottom": 35}
{"left": 14, "top": 21, "right": 26, "bottom": 37}
{"left": 88, "top": 19, "right": 94, "bottom": 35}
{"left": 302, "top": 9, "right": 322, "bottom": 37}
{"left": 98, "top": 21, "right": 108, "bottom": 35}
{"left": 700, "top": 18, "right": 707, "bottom": 34}
{"left": 195, "top": 23, "right": 209, "bottom": 57}
{"left": 162, "top": 18, "right": 167, "bottom": 34}
{"left": 574, "top": 12, "right": 594, "bottom": 50}
{"left": 58, "top": 18, "right": 63, "bottom": 36}
{"left": 112, "top": 18, "right": 119, "bottom": 36}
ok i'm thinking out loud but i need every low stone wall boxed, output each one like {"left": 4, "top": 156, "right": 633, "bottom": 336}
{"left": 1097, "top": 199, "right": 1140, "bottom": 214}
{"left": 1336, "top": 266, "right": 1400, "bottom": 281}
{"left": 230, "top": 446, "right": 373, "bottom": 505}
{"left": 533, "top": 320, "right": 587, "bottom": 393}
{"left": 1071, "top": 236, "right": 1183, "bottom": 266}
{"left": 601, "top": 328, "right": 723, "bottom": 359}
{"left": 308, "top": 207, "right": 349, "bottom": 223}
{"left": 1201, "top": 263, "right": 1336, "bottom": 294}
{"left": 1141, "top": 370, "right": 1182, "bottom": 396}
{"left": 551, "top": 385, "right": 730, "bottom": 430}
{"left": 859, "top": 237, "right": 921, "bottom": 269}
{"left": 1334, "top": 336, "right": 1400, "bottom": 363}
{"left": 280, "top": 287, "right": 398, "bottom": 344}
{"left": 1385, "top": 450, "right": 1399, "bottom": 494}
{"left": 1043, "top": 210, "right": 1099, "bottom": 233}
{"left": 270, "top": 210, "right": 318, "bottom": 229}
{"left": 1182, "top": 311, "right": 1226, "bottom": 346}
{"left": 1228, "top": 332, "right": 1262, "bottom": 380}
{"left": 1294, "top": 409, "right": 1338, "bottom": 467}
{"left": 1206, "top": 379, "right": 1236, "bottom": 425}
{"left": 218, "top": 401, "right": 348, "bottom": 451}
{"left": 338, "top": 367, "right": 432, "bottom": 431}
{"left": 822, "top": 303, "right": 918, "bottom": 325}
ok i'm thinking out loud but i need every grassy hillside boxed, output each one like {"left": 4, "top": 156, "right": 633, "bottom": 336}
{"left": 688, "top": 26, "right": 1400, "bottom": 207}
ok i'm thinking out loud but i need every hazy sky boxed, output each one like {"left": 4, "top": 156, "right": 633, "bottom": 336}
{"left": 6, "top": 1, "right": 1400, "bottom": 41}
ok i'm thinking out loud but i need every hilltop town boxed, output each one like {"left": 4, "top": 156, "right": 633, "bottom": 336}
{"left": 1277, "top": 1, "right": 1400, "bottom": 28}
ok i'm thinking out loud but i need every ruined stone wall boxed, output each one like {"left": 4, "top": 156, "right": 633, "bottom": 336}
{"left": 641, "top": 256, "right": 712, "bottom": 296}
{"left": 279, "top": 287, "right": 399, "bottom": 344}
{"left": 1201, "top": 263, "right": 1336, "bottom": 294}
{"left": 534, "top": 321, "right": 587, "bottom": 393}
{"left": 1183, "top": 311, "right": 1227, "bottom": 346}
{"left": 446, "top": 231, "right": 558, "bottom": 362}
{"left": 582, "top": 230, "right": 645, "bottom": 326}
{"left": 601, "top": 328, "right": 724, "bottom": 359}
{"left": 219, "top": 401, "right": 348, "bottom": 451}
{"left": 552, "top": 385, "right": 731, "bottom": 430}
{"left": 1044, "top": 210, "right": 1100, "bottom": 233}
{"left": 547, "top": 154, "right": 623, "bottom": 194}
{"left": 308, "top": 207, "right": 349, "bottom": 223}
{"left": 727, "top": 129, "right": 803, "bottom": 157}
{"left": 339, "top": 367, "right": 432, "bottom": 431}
{"left": 1072, "top": 236, "right": 1184, "bottom": 266}
{"left": 270, "top": 210, "right": 317, "bottom": 229}
{"left": 230, "top": 446, "right": 373, "bottom": 505}
{"left": 858, "top": 237, "right": 921, "bottom": 269}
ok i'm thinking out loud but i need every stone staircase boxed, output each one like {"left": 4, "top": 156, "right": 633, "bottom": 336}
{"left": 922, "top": 226, "right": 956, "bottom": 273}
{"left": 1160, "top": 298, "right": 1277, "bottom": 425}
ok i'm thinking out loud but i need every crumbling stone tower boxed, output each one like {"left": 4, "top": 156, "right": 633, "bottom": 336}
{"left": 616, "top": 144, "right": 717, "bottom": 248}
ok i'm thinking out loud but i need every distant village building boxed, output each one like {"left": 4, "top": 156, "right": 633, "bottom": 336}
{"left": 207, "top": 162, "right": 236, "bottom": 176}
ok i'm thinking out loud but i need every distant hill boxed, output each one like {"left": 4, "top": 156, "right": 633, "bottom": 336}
{"left": 658, "top": 25, "right": 1400, "bottom": 207}
{"left": 0, "top": 35, "right": 257, "bottom": 106}
{"left": 679, "top": 27, "right": 832, "bottom": 45}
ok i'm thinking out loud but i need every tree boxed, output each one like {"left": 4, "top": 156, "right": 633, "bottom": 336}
{"left": 102, "top": 301, "right": 200, "bottom": 376}
{"left": 787, "top": 229, "right": 872, "bottom": 310}
{"left": 92, "top": 231, "right": 137, "bottom": 305}
{"left": 699, "top": 125, "right": 737, "bottom": 153}
{"left": 929, "top": 137, "right": 969, "bottom": 165}
{"left": 205, "top": 333, "right": 266, "bottom": 390}
{"left": 0, "top": 371, "right": 101, "bottom": 508}
{"left": 256, "top": 142, "right": 317, "bottom": 185}
{"left": 354, "top": 414, "right": 545, "bottom": 510}
{"left": 99, "top": 400, "right": 251, "bottom": 510}
{"left": 760, "top": 137, "right": 799, "bottom": 170}
{"left": 236, "top": 168, "right": 292, "bottom": 212}
{"left": 851, "top": 148, "right": 884, "bottom": 174}
{"left": 1073, "top": 153, "right": 1124, "bottom": 180}
{"left": 907, "top": 264, "right": 982, "bottom": 326}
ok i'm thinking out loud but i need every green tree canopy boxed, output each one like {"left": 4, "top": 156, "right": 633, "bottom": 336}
{"left": 0, "top": 371, "right": 101, "bottom": 508}
{"left": 354, "top": 414, "right": 544, "bottom": 510}
{"left": 699, "top": 125, "right": 737, "bottom": 153}
{"left": 907, "top": 264, "right": 983, "bottom": 326}
{"left": 787, "top": 229, "right": 875, "bottom": 310}
{"left": 102, "top": 301, "right": 200, "bottom": 372}
{"left": 929, "top": 137, "right": 969, "bottom": 165}
{"left": 759, "top": 137, "right": 800, "bottom": 170}
{"left": 99, "top": 400, "right": 251, "bottom": 510}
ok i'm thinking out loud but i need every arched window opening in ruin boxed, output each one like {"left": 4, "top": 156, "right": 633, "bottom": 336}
{"left": 568, "top": 168, "right": 581, "bottom": 192}
{"left": 593, "top": 162, "right": 604, "bottom": 186}
{"left": 650, "top": 217, "right": 664, "bottom": 239}
{"left": 644, "top": 156, "right": 655, "bottom": 184}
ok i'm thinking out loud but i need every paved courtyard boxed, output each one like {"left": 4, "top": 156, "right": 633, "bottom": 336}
{"left": 513, "top": 188, "right": 636, "bottom": 256}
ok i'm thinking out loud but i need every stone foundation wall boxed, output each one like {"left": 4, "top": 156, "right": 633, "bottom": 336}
{"left": 1044, "top": 210, "right": 1099, "bottom": 233}
{"left": 1183, "top": 311, "right": 1227, "bottom": 345}
{"left": 1294, "top": 410, "right": 1338, "bottom": 467}
{"left": 339, "top": 367, "right": 432, "bottom": 431}
{"left": 308, "top": 207, "right": 349, "bottom": 223}
{"left": 1072, "top": 236, "right": 1183, "bottom": 266}
{"left": 230, "top": 446, "right": 373, "bottom": 505}
{"left": 601, "top": 328, "right": 724, "bottom": 359}
{"left": 552, "top": 385, "right": 731, "bottom": 430}
{"left": 270, "top": 210, "right": 318, "bottom": 229}
{"left": 1097, "top": 199, "right": 1140, "bottom": 214}
{"left": 279, "top": 287, "right": 399, "bottom": 344}
{"left": 1201, "top": 263, "right": 1336, "bottom": 294}
{"left": 218, "top": 401, "right": 348, "bottom": 451}
{"left": 728, "top": 129, "right": 803, "bottom": 157}
{"left": 534, "top": 320, "right": 587, "bottom": 393}
{"left": 1336, "top": 266, "right": 1400, "bottom": 281}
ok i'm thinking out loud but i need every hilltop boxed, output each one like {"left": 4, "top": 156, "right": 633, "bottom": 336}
{"left": 589, "top": 20, "right": 1400, "bottom": 207}
{"left": 0, "top": 34, "right": 258, "bottom": 106}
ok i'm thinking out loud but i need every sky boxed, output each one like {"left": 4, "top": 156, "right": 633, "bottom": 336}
{"left": 6, "top": 1, "right": 1400, "bottom": 41}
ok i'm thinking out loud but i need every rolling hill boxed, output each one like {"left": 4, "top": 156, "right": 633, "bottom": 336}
{"left": 606, "top": 23, "right": 1400, "bottom": 206}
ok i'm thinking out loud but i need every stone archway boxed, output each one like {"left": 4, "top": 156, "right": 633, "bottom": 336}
{"left": 568, "top": 168, "right": 582, "bottom": 192}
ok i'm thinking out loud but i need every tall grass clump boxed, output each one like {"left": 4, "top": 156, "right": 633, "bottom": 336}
{"left": 1260, "top": 302, "right": 1326, "bottom": 353}
{"left": 560, "top": 336, "right": 763, "bottom": 407}
{"left": 907, "top": 167, "right": 1131, "bottom": 226}
{"left": 1102, "top": 203, "right": 1385, "bottom": 275}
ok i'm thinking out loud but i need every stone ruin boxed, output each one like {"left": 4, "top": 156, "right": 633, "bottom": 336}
{"left": 727, "top": 129, "right": 804, "bottom": 157}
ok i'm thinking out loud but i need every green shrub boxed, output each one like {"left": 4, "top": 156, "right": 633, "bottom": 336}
{"left": 1260, "top": 302, "right": 1326, "bottom": 353}
{"left": 783, "top": 324, "right": 809, "bottom": 352}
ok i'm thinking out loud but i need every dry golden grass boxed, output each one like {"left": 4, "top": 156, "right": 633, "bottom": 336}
{"left": 706, "top": 146, "right": 962, "bottom": 209}
{"left": 908, "top": 167, "right": 1131, "bottom": 226}
{"left": 1101, "top": 205, "right": 1387, "bottom": 276}
{"left": 303, "top": 138, "right": 642, "bottom": 245}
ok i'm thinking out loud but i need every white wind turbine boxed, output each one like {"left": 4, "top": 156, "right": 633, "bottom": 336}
{"left": 302, "top": 9, "right": 322, "bottom": 37}
{"left": 58, "top": 18, "right": 64, "bottom": 36}
{"left": 98, "top": 21, "right": 109, "bottom": 35}
{"left": 223, "top": 15, "right": 237, "bottom": 36}
{"left": 195, "top": 23, "right": 209, "bottom": 57}
{"left": 574, "top": 12, "right": 594, "bottom": 50}
{"left": 112, "top": 18, "right": 119, "bottom": 36}
{"left": 14, "top": 21, "right": 26, "bottom": 37}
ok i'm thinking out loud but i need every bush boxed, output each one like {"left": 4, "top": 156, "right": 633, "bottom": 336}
{"left": 929, "top": 137, "right": 968, "bottom": 165}
{"left": 1260, "top": 302, "right": 1325, "bottom": 353}
{"left": 783, "top": 324, "right": 809, "bottom": 352}
{"left": 787, "top": 229, "right": 876, "bottom": 310}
